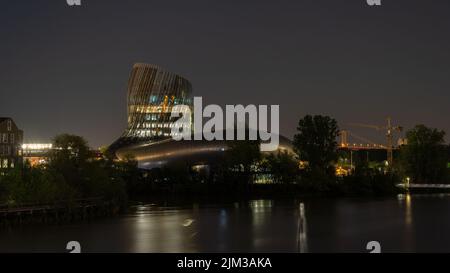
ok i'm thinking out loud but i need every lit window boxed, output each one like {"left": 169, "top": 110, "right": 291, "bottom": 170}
{"left": 2, "top": 159, "right": 7, "bottom": 168}
{"left": 6, "top": 120, "right": 11, "bottom": 131}
{"left": 2, "top": 134, "right": 7, "bottom": 143}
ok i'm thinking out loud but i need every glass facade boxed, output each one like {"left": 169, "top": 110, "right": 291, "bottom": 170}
{"left": 108, "top": 63, "right": 193, "bottom": 157}
{"left": 123, "top": 63, "right": 193, "bottom": 140}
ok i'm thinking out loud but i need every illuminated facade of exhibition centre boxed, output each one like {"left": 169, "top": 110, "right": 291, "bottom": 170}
{"left": 108, "top": 63, "right": 294, "bottom": 169}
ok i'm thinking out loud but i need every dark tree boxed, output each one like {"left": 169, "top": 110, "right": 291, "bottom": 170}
{"left": 266, "top": 150, "right": 299, "bottom": 184}
{"left": 48, "top": 134, "right": 127, "bottom": 204}
{"left": 226, "top": 139, "right": 261, "bottom": 184}
{"left": 400, "top": 125, "right": 447, "bottom": 184}
{"left": 293, "top": 115, "right": 339, "bottom": 175}
{"left": 50, "top": 134, "right": 91, "bottom": 164}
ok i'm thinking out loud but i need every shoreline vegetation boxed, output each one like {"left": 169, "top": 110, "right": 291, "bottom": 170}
{"left": 0, "top": 115, "right": 449, "bottom": 226}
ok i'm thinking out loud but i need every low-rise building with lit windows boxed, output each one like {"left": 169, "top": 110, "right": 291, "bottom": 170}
{"left": 0, "top": 117, "right": 23, "bottom": 171}
{"left": 22, "top": 143, "right": 53, "bottom": 167}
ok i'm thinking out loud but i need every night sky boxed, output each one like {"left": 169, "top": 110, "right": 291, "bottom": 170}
{"left": 1, "top": 0, "right": 449, "bottom": 148}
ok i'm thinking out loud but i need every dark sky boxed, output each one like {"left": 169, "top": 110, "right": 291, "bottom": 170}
{"left": 1, "top": 0, "right": 449, "bottom": 148}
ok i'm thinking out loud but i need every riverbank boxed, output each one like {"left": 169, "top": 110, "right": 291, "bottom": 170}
{"left": 128, "top": 176, "right": 405, "bottom": 200}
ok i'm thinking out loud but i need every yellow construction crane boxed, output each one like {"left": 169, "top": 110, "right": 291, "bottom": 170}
{"left": 347, "top": 117, "right": 403, "bottom": 166}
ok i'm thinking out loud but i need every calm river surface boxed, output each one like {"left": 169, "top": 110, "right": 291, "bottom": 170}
{"left": 2, "top": 194, "right": 450, "bottom": 253}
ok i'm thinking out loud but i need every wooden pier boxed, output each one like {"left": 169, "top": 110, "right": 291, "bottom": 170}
{"left": 0, "top": 198, "right": 118, "bottom": 227}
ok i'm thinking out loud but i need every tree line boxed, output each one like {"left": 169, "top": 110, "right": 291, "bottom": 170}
{"left": 125, "top": 115, "right": 450, "bottom": 198}
{"left": 0, "top": 134, "right": 128, "bottom": 208}
{"left": 0, "top": 115, "right": 449, "bottom": 207}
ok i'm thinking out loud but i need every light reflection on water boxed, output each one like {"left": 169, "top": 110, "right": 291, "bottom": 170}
{"left": 3, "top": 195, "right": 450, "bottom": 252}
{"left": 131, "top": 205, "right": 198, "bottom": 253}
{"left": 297, "top": 203, "right": 308, "bottom": 253}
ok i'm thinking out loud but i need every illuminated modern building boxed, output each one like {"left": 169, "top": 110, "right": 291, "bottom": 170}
{"left": 109, "top": 63, "right": 295, "bottom": 169}
{"left": 108, "top": 63, "right": 193, "bottom": 154}
{"left": 0, "top": 117, "right": 23, "bottom": 171}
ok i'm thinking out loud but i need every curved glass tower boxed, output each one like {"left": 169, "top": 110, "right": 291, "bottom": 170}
{"left": 125, "top": 63, "right": 193, "bottom": 139}
{"left": 108, "top": 63, "right": 193, "bottom": 155}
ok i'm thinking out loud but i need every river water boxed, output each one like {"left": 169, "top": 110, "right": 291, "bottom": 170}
{"left": 1, "top": 194, "right": 450, "bottom": 253}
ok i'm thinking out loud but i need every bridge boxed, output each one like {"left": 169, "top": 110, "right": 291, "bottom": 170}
{"left": 340, "top": 118, "right": 404, "bottom": 165}
{"left": 338, "top": 130, "right": 389, "bottom": 151}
